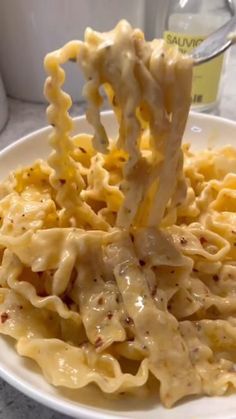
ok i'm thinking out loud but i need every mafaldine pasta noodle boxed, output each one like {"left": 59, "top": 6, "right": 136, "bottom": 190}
{"left": 1, "top": 20, "right": 236, "bottom": 408}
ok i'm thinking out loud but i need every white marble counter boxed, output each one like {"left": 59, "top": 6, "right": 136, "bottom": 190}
{"left": 0, "top": 49, "right": 236, "bottom": 419}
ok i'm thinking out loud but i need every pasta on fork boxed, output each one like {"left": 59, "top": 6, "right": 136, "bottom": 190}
{"left": 1, "top": 20, "right": 236, "bottom": 408}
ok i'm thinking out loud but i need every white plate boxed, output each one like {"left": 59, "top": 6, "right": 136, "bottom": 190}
{"left": 0, "top": 111, "right": 236, "bottom": 419}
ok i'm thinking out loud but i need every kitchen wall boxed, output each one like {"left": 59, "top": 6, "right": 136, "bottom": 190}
{"left": 0, "top": 0, "right": 234, "bottom": 103}
{"left": 0, "top": 0, "right": 147, "bottom": 102}
{"left": 145, "top": 0, "right": 170, "bottom": 39}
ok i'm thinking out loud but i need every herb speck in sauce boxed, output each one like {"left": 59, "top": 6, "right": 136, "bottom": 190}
{"left": 125, "top": 316, "right": 134, "bottom": 326}
{"left": 97, "top": 297, "right": 104, "bottom": 305}
{"left": 200, "top": 236, "right": 207, "bottom": 245}
{"left": 107, "top": 311, "right": 113, "bottom": 320}
{"left": 0, "top": 312, "right": 9, "bottom": 324}
{"left": 95, "top": 337, "right": 103, "bottom": 348}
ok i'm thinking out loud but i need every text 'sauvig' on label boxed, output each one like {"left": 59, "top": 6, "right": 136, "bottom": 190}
{"left": 164, "top": 32, "right": 204, "bottom": 54}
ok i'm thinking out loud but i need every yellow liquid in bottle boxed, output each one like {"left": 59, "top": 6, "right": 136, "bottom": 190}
{"left": 164, "top": 13, "right": 228, "bottom": 111}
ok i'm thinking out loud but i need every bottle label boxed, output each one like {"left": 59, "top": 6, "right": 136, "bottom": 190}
{"left": 164, "top": 31, "right": 224, "bottom": 106}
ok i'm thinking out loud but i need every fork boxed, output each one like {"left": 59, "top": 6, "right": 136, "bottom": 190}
{"left": 192, "top": 14, "right": 236, "bottom": 65}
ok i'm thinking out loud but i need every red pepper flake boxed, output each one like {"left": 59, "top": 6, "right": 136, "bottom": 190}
{"left": 1, "top": 312, "right": 9, "bottom": 323}
{"left": 213, "top": 274, "right": 219, "bottom": 282}
{"left": 192, "top": 268, "right": 199, "bottom": 273}
{"left": 130, "top": 233, "right": 134, "bottom": 243}
{"left": 170, "top": 270, "right": 175, "bottom": 274}
{"left": 79, "top": 146, "right": 86, "bottom": 154}
{"left": 139, "top": 260, "right": 146, "bottom": 267}
{"left": 107, "top": 311, "right": 113, "bottom": 320}
{"left": 200, "top": 236, "right": 207, "bottom": 245}
{"left": 93, "top": 278, "right": 97, "bottom": 282}
{"left": 97, "top": 297, "right": 104, "bottom": 305}
{"left": 95, "top": 337, "right": 103, "bottom": 348}
{"left": 151, "top": 284, "right": 157, "bottom": 297}
{"left": 180, "top": 237, "right": 187, "bottom": 245}
{"left": 125, "top": 316, "right": 134, "bottom": 326}
{"left": 59, "top": 179, "right": 66, "bottom": 185}
{"left": 63, "top": 295, "right": 74, "bottom": 307}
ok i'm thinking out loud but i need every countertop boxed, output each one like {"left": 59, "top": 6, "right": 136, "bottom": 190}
{"left": 0, "top": 50, "right": 236, "bottom": 419}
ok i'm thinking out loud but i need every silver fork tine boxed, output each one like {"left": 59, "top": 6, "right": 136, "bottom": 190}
{"left": 192, "top": 15, "right": 236, "bottom": 65}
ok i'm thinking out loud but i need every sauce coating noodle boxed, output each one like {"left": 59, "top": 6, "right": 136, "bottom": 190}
{"left": 0, "top": 21, "right": 236, "bottom": 408}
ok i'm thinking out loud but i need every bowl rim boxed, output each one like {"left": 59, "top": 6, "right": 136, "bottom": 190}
{"left": 1, "top": 110, "right": 236, "bottom": 419}
{"left": 1, "top": 110, "right": 236, "bottom": 158}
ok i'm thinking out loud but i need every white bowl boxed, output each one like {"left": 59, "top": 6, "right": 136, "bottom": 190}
{"left": 0, "top": 111, "right": 236, "bottom": 419}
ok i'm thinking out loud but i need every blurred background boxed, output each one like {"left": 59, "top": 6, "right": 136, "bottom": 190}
{"left": 0, "top": 0, "right": 235, "bottom": 132}
{"left": 0, "top": 0, "right": 169, "bottom": 103}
